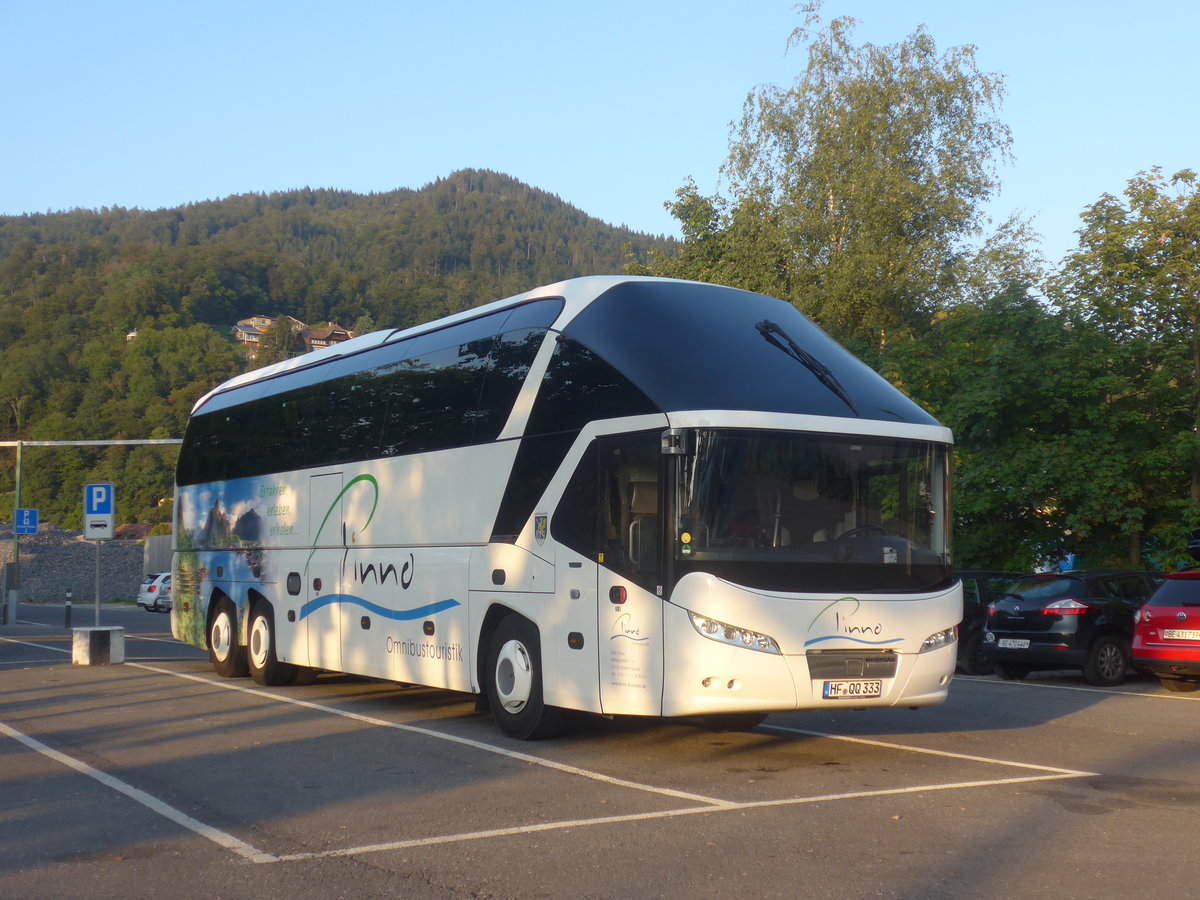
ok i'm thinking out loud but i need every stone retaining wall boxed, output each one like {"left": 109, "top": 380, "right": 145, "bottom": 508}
{"left": 1, "top": 521, "right": 146, "bottom": 603}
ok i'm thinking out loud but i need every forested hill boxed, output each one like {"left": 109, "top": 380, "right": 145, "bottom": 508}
{"left": 0, "top": 168, "right": 673, "bottom": 328}
{"left": 0, "top": 169, "right": 676, "bottom": 528}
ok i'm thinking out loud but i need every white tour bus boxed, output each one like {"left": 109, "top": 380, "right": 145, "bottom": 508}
{"left": 172, "top": 276, "right": 959, "bottom": 738}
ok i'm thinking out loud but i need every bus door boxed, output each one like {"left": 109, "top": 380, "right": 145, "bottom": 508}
{"left": 306, "top": 472, "right": 344, "bottom": 672}
{"left": 593, "top": 434, "right": 665, "bottom": 717}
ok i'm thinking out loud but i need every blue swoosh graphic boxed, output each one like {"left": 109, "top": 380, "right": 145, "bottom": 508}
{"left": 299, "top": 594, "right": 460, "bottom": 621}
{"left": 609, "top": 634, "right": 650, "bottom": 643}
{"left": 804, "top": 635, "right": 903, "bottom": 647}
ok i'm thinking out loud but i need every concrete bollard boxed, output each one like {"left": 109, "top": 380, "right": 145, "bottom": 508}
{"left": 72, "top": 626, "right": 125, "bottom": 665}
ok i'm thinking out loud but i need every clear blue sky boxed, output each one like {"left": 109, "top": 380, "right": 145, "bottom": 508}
{"left": 3, "top": 0, "right": 1196, "bottom": 267}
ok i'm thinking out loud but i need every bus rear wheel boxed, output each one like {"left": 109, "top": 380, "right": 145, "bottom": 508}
{"left": 247, "top": 604, "right": 295, "bottom": 686}
{"left": 209, "top": 601, "right": 248, "bottom": 678}
{"left": 487, "top": 615, "right": 563, "bottom": 740}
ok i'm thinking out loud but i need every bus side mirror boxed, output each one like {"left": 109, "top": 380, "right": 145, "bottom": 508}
{"left": 661, "top": 428, "right": 691, "bottom": 455}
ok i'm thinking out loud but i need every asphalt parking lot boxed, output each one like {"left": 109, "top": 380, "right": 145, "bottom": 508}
{"left": 3, "top": 602, "right": 1199, "bottom": 899}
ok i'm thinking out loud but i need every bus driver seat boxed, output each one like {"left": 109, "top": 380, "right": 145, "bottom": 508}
{"left": 627, "top": 481, "right": 659, "bottom": 570}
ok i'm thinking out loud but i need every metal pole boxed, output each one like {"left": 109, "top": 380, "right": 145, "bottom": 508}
{"left": 94, "top": 540, "right": 101, "bottom": 626}
{"left": 5, "top": 440, "right": 21, "bottom": 625}
{"left": 65, "top": 588, "right": 72, "bottom": 629}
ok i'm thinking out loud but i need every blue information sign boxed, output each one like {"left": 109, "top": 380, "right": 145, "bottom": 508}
{"left": 85, "top": 483, "right": 114, "bottom": 516}
{"left": 15, "top": 508, "right": 39, "bottom": 535}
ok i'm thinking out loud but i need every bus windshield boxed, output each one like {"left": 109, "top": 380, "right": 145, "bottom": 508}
{"left": 671, "top": 430, "right": 951, "bottom": 593}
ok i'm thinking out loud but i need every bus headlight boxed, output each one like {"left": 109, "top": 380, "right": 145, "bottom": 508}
{"left": 920, "top": 626, "right": 957, "bottom": 653}
{"left": 689, "top": 612, "right": 781, "bottom": 655}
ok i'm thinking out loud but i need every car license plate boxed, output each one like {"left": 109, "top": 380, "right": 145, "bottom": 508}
{"left": 998, "top": 638, "right": 1030, "bottom": 649}
{"left": 1162, "top": 629, "right": 1200, "bottom": 641}
{"left": 822, "top": 679, "right": 882, "bottom": 699}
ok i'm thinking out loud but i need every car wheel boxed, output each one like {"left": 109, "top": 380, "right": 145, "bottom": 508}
{"left": 1083, "top": 635, "right": 1130, "bottom": 686}
{"left": 486, "top": 614, "right": 563, "bottom": 740}
{"left": 1160, "top": 677, "right": 1200, "bottom": 693}
{"left": 993, "top": 661, "right": 1032, "bottom": 680}
{"left": 247, "top": 604, "right": 296, "bottom": 686}
{"left": 209, "top": 600, "right": 248, "bottom": 677}
{"left": 959, "top": 631, "right": 991, "bottom": 676}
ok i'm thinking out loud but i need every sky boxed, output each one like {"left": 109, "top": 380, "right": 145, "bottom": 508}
{"left": 3, "top": 0, "right": 1197, "bottom": 268}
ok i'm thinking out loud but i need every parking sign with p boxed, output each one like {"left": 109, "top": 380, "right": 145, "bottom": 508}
{"left": 84, "top": 482, "right": 115, "bottom": 540}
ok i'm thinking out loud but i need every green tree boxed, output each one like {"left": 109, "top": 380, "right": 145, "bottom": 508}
{"left": 648, "top": 2, "right": 1015, "bottom": 352}
{"left": 256, "top": 316, "right": 296, "bottom": 366}
{"left": 884, "top": 285, "right": 1153, "bottom": 569}
{"left": 1052, "top": 168, "right": 1200, "bottom": 566}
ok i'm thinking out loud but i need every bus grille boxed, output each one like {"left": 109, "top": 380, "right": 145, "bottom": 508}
{"left": 806, "top": 650, "right": 898, "bottom": 679}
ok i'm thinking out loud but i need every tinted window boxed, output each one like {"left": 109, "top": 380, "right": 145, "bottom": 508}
{"left": 551, "top": 431, "right": 661, "bottom": 590}
{"left": 178, "top": 299, "right": 561, "bottom": 486}
{"left": 1005, "top": 577, "right": 1082, "bottom": 602}
{"left": 1147, "top": 575, "right": 1200, "bottom": 607}
{"left": 560, "top": 280, "right": 938, "bottom": 425}
{"left": 963, "top": 579, "right": 982, "bottom": 607}
{"left": 524, "top": 337, "right": 659, "bottom": 436}
{"left": 1103, "top": 576, "right": 1153, "bottom": 604}
{"left": 670, "top": 430, "right": 950, "bottom": 593}
{"left": 490, "top": 431, "right": 578, "bottom": 542}
{"left": 987, "top": 575, "right": 1017, "bottom": 599}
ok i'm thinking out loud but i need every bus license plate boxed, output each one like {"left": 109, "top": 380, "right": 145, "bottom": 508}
{"left": 998, "top": 638, "right": 1030, "bottom": 649}
{"left": 1163, "top": 629, "right": 1200, "bottom": 641}
{"left": 822, "top": 679, "right": 882, "bottom": 699}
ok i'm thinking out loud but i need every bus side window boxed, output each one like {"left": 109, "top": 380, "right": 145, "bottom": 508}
{"left": 599, "top": 435, "right": 660, "bottom": 590}
{"left": 550, "top": 431, "right": 661, "bottom": 592}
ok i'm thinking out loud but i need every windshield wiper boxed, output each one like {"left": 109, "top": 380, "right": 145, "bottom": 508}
{"left": 755, "top": 319, "right": 858, "bottom": 415}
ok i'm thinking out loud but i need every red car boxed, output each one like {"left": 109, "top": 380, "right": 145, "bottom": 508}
{"left": 1132, "top": 570, "right": 1200, "bottom": 692}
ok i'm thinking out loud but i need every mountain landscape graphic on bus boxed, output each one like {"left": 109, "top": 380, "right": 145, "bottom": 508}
{"left": 804, "top": 597, "right": 902, "bottom": 648}
{"left": 299, "top": 473, "right": 462, "bottom": 623}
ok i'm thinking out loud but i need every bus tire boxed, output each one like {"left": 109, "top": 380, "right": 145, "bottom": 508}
{"left": 209, "top": 600, "right": 248, "bottom": 678}
{"left": 487, "top": 615, "right": 563, "bottom": 740}
{"left": 247, "top": 604, "right": 295, "bottom": 686}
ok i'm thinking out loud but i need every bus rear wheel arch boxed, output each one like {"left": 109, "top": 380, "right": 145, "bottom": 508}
{"left": 486, "top": 613, "right": 563, "bottom": 740}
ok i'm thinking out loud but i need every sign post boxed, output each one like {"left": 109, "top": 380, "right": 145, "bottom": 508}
{"left": 84, "top": 483, "right": 115, "bottom": 625}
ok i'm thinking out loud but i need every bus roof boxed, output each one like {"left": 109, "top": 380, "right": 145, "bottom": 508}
{"left": 192, "top": 276, "right": 942, "bottom": 432}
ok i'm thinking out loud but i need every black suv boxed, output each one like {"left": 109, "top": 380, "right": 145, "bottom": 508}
{"left": 983, "top": 569, "right": 1164, "bottom": 686}
{"left": 956, "top": 570, "right": 1021, "bottom": 675}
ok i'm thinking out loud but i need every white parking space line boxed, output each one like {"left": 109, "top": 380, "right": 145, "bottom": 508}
{"left": 0, "top": 658, "right": 65, "bottom": 666}
{"left": 957, "top": 673, "right": 1200, "bottom": 701}
{"left": 130, "top": 661, "right": 730, "bottom": 806}
{"left": 0, "top": 637, "right": 1099, "bottom": 866}
{"left": 276, "top": 769, "right": 1088, "bottom": 862}
{"left": 763, "top": 724, "right": 1098, "bottom": 776}
{"left": 1, "top": 636, "right": 68, "bottom": 654}
{"left": 0, "top": 719, "right": 278, "bottom": 864}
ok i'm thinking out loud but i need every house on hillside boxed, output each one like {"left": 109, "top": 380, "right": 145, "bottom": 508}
{"left": 300, "top": 324, "right": 353, "bottom": 351}
{"left": 232, "top": 315, "right": 352, "bottom": 359}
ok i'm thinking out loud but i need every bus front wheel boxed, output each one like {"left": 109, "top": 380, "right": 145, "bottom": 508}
{"left": 209, "top": 601, "right": 248, "bottom": 678}
{"left": 247, "top": 604, "right": 295, "bottom": 686}
{"left": 487, "top": 615, "right": 563, "bottom": 740}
